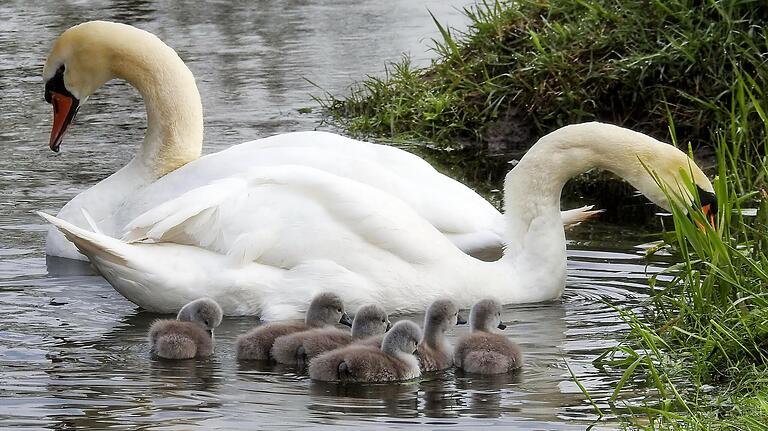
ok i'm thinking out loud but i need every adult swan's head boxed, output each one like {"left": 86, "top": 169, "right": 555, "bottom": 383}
{"left": 42, "top": 21, "right": 203, "bottom": 177}
{"left": 502, "top": 123, "right": 717, "bottom": 255}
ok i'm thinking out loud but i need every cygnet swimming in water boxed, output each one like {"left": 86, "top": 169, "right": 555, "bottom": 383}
{"left": 271, "top": 304, "right": 390, "bottom": 367}
{"left": 416, "top": 299, "right": 466, "bottom": 372}
{"left": 236, "top": 292, "right": 352, "bottom": 361}
{"left": 148, "top": 297, "right": 223, "bottom": 360}
{"left": 308, "top": 320, "right": 422, "bottom": 383}
{"left": 454, "top": 299, "right": 522, "bottom": 374}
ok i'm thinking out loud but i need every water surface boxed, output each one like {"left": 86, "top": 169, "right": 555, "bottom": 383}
{"left": 1, "top": 1, "right": 668, "bottom": 429}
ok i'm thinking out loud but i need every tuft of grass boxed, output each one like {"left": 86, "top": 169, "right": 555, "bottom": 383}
{"left": 320, "top": 0, "right": 768, "bottom": 161}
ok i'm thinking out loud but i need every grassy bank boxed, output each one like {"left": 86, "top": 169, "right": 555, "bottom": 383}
{"left": 320, "top": 0, "right": 768, "bottom": 428}
{"left": 321, "top": 0, "right": 768, "bottom": 156}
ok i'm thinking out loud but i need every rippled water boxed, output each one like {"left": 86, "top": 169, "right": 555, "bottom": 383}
{"left": 1, "top": 1, "right": 672, "bottom": 429}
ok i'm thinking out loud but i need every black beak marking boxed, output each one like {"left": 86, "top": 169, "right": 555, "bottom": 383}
{"left": 696, "top": 185, "right": 717, "bottom": 215}
{"left": 46, "top": 65, "right": 80, "bottom": 152}
{"left": 339, "top": 312, "right": 353, "bottom": 327}
{"left": 45, "top": 65, "right": 74, "bottom": 104}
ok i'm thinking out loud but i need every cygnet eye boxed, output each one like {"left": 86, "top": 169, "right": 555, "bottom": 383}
{"left": 337, "top": 308, "right": 342, "bottom": 313}
{"left": 204, "top": 320, "right": 209, "bottom": 326}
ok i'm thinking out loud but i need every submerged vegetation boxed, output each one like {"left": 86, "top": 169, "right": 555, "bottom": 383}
{"left": 320, "top": 0, "right": 768, "bottom": 428}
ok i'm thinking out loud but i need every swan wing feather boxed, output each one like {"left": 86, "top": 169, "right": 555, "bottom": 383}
{"left": 121, "top": 165, "right": 454, "bottom": 267}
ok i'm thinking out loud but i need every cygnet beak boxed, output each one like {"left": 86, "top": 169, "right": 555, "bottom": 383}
{"left": 497, "top": 322, "right": 507, "bottom": 330}
{"left": 339, "top": 312, "right": 353, "bottom": 327}
{"left": 456, "top": 314, "right": 467, "bottom": 325}
{"left": 386, "top": 321, "right": 392, "bottom": 331}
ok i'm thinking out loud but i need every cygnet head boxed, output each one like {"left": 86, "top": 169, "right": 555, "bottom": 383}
{"left": 351, "top": 304, "right": 390, "bottom": 338}
{"left": 381, "top": 320, "right": 422, "bottom": 356}
{"left": 177, "top": 297, "right": 223, "bottom": 335}
{"left": 424, "top": 299, "right": 464, "bottom": 334}
{"left": 469, "top": 299, "right": 506, "bottom": 333}
{"left": 306, "top": 292, "right": 352, "bottom": 328}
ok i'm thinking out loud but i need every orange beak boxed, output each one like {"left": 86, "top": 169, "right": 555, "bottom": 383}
{"left": 701, "top": 203, "right": 717, "bottom": 230}
{"left": 49, "top": 92, "right": 79, "bottom": 152}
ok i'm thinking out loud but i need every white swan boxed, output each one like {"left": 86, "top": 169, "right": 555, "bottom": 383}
{"left": 39, "top": 118, "right": 716, "bottom": 318}
{"left": 41, "top": 21, "right": 597, "bottom": 263}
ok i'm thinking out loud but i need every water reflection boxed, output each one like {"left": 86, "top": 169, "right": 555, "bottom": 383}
{"left": 45, "top": 255, "right": 96, "bottom": 276}
{"left": 148, "top": 357, "right": 222, "bottom": 393}
{"left": 309, "top": 381, "right": 420, "bottom": 418}
{"left": 454, "top": 370, "right": 523, "bottom": 418}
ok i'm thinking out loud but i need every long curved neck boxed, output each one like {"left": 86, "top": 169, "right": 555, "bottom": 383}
{"left": 481, "top": 122, "right": 671, "bottom": 302}
{"left": 110, "top": 30, "right": 203, "bottom": 178}
{"left": 503, "top": 122, "right": 667, "bottom": 254}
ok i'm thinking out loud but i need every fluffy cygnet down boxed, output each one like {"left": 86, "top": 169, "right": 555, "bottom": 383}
{"left": 271, "top": 304, "right": 390, "bottom": 367}
{"left": 148, "top": 298, "right": 223, "bottom": 359}
{"left": 236, "top": 292, "right": 351, "bottom": 360}
{"left": 309, "top": 320, "right": 422, "bottom": 383}
{"left": 454, "top": 299, "right": 522, "bottom": 374}
{"left": 417, "top": 299, "right": 465, "bottom": 372}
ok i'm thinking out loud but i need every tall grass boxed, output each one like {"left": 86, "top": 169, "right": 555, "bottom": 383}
{"left": 595, "top": 79, "right": 768, "bottom": 428}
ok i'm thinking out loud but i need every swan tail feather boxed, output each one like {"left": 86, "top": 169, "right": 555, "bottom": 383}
{"left": 36, "top": 211, "right": 129, "bottom": 266}
{"left": 561, "top": 205, "right": 604, "bottom": 230}
{"left": 80, "top": 208, "right": 103, "bottom": 235}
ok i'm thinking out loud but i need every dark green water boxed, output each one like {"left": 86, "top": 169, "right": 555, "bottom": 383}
{"left": 1, "top": 1, "right": 671, "bottom": 429}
